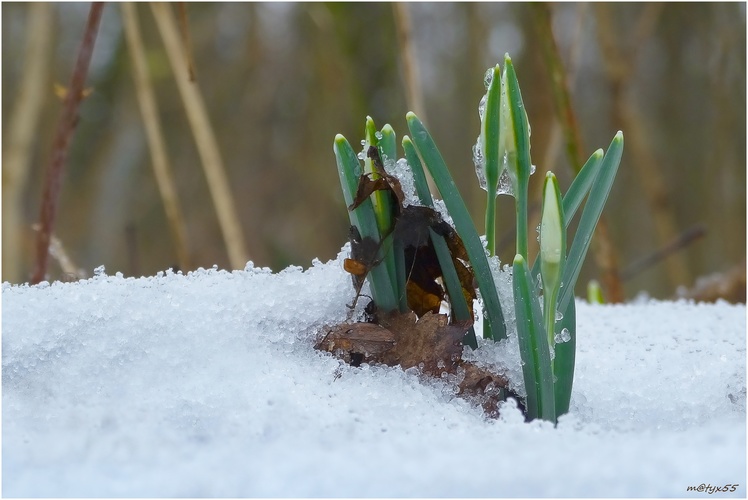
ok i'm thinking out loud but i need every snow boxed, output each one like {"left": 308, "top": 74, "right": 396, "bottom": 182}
{"left": 3, "top": 248, "right": 746, "bottom": 497}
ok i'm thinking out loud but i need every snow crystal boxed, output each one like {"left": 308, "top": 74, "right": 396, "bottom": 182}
{"left": 554, "top": 327, "right": 571, "bottom": 344}
{"left": 388, "top": 157, "right": 420, "bottom": 207}
{"left": 3, "top": 247, "right": 745, "bottom": 497}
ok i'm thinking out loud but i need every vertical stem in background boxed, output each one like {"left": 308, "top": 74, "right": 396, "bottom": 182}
{"left": 151, "top": 2, "right": 248, "bottom": 271}
{"left": 533, "top": 2, "right": 625, "bottom": 303}
{"left": 532, "top": 3, "right": 584, "bottom": 174}
{"left": 594, "top": 3, "right": 690, "bottom": 291}
{"left": 31, "top": 2, "right": 105, "bottom": 285}
{"left": 392, "top": 3, "right": 424, "bottom": 119}
{"left": 121, "top": 2, "right": 191, "bottom": 272}
{"left": 392, "top": 2, "right": 438, "bottom": 197}
{"left": 176, "top": 3, "right": 197, "bottom": 82}
{"left": 3, "top": 3, "right": 53, "bottom": 283}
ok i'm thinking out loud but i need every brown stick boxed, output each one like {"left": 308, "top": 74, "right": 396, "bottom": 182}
{"left": 533, "top": 2, "right": 625, "bottom": 302}
{"left": 31, "top": 2, "right": 105, "bottom": 284}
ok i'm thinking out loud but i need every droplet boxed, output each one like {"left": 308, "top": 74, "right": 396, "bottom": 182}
{"left": 530, "top": 164, "right": 536, "bottom": 175}
{"left": 555, "top": 310, "right": 564, "bottom": 321}
{"left": 478, "top": 94, "right": 487, "bottom": 120}
{"left": 554, "top": 328, "right": 571, "bottom": 344}
{"left": 536, "top": 273, "right": 543, "bottom": 290}
{"left": 375, "top": 131, "right": 383, "bottom": 141}
{"left": 483, "top": 67, "right": 493, "bottom": 89}
{"left": 496, "top": 168, "right": 514, "bottom": 196}
{"left": 473, "top": 138, "right": 488, "bottom": 191}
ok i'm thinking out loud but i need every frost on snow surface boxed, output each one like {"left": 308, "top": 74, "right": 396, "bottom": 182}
{"left": 3, "top": 248, "right": 746, "bottom": 497}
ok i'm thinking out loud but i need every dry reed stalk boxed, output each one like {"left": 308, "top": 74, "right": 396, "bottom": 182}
{"left": 594, "top": 3, "right": 690, "bottom": 289}
{"left": 3, "top": 3, "right": 54, "bottom": 283}
{"left": 150, "top": 2, "right": 248, "bottom": 270}
{"left": 176, "top": 3, "right": 196, "bottom": 82}
{"left": 31, "top": 2, "right": 105, "bottom": 285}
{"left": 121, "top": 2, "right": 191, "bottom": 272}
{"left": 533, "top": 2, "right": 625, "bottom": 302}
{"left": 392, "top": 3, "right": 438, "bottom": 196}
{"left": 392, "top": 3, "right": 425, "bottom": 120}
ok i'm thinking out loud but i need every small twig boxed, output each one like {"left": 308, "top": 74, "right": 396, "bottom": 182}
{"left": 122, "top": 2, "right": 191, "bottom": 271}
{"left": 32, "top": 224, "right": 86, "bottom": 280}
{"left": 622, "top": 225, "right": 706, "bottom": 281}
{"left": 31, "top": 2, "right": 105, "bottom": 284}
{"left": 150, "top": 2, "right": 248, "bottom": 270}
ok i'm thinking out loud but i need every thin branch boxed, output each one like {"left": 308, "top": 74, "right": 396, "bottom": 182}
{"left": 32, "top": 224, "right": 86, "bottom": 280}
{"left": 32, "top": 2, "right": 105, "bottom": 284}
{"left": 3, "top": 3, "right": 53, "bottom": 283}
{"left": 121, "top": 2, "right": 191, "bottom": 271}
{"left": 622, "top": 225, "right": 705, "bottom": 281}
{"left": 150, "top": 2, "right": 248, "bottom": 270}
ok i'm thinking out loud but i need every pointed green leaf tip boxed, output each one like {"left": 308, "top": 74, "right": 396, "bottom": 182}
{"left": 514, "top": 253, "right": 525, "bottom": 266}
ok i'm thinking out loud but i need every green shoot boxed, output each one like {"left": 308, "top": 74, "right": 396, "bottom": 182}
{"left": 333, "top": 135, "right": 398, "bottom": 312}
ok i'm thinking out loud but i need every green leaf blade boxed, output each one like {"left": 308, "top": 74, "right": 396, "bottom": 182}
{"left": 513, "top": 254, "right": 556, "bottom": 422}
{"left": 559, "top": 132, "right": 624, "bottom": 312}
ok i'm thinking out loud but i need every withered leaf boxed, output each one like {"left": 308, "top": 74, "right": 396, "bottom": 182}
{"left": 343, "top": 258, "right": 368, "bottom": 277}
{"left": 378, "top": 311, "right": 471, "bottom": 376}
{"left": 348, "top": 147, "right": 406, "bottom": 213}
{"left": 316, "top": 322, "right": 396, "bottom": 366}
{"left": 348, "top": 173, "right": 391, "bottom": 212}
{"left": 394, "top": 206, "right": 442, "bottom": 248}
{"left": 347, "top": 226, "right": 381, "bottom": 288}
{"left": 367, "top": 146, "right": 405, "bottom": 207}
{"left": 406, "top": 279, "right": 442, "bottom": 317}
{"left": 404, "top": 243, "right": 444, "bottom": 317}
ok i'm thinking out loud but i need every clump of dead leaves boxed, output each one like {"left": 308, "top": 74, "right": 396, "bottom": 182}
{"left": 315, "top": 146, "right": 520, "bottom": 418}
{"left": 316, "top": 310, "right": 515, "bottom": 417}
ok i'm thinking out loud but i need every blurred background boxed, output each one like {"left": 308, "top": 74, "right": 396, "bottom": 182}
{"left": 2, "top": 2, "right": 745, "bottom": 302}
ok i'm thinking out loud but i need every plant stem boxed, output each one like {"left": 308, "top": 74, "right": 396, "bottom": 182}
{"left": 32, "top": 2, "right": 105, "bottom": 285}
{"left": 486, "top": 191, "right": 496, "bottom": 256}
{"left": 151, "top": 2, "right": 248, "bottom": 270}
{"left": 122, "top": 2, "right": 191, "bottom": 272}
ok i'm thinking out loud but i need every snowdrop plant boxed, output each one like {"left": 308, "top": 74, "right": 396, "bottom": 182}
{"left": 333, "top": 53, "right": 623, "bottom": 423}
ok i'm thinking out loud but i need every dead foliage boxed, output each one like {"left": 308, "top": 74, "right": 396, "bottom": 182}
{"left": 316, "top": 311, "right": 514, "bottom": 417}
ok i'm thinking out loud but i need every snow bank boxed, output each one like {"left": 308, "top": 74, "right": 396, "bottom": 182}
{"left": 3, "top": 251, "right": 745, "bottom": 497}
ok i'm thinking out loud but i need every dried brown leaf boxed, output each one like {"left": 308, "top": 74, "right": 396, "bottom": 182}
{"left": 378, "top": 311, "right": 470, "bottom": 376}
{"left": 316, "top": 322, "right": 396, "bottom": 366}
